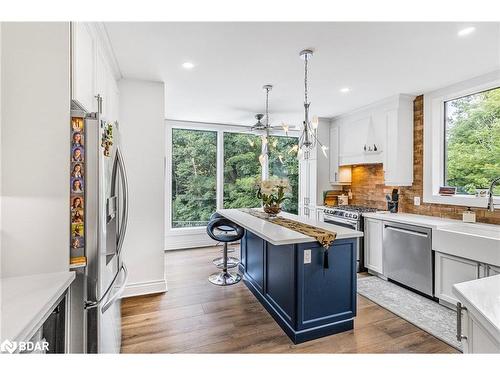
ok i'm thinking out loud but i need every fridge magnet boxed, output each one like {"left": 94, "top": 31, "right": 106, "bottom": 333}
{"left": 101, "top": 122, "right": 113, "bottom": 157}
{"left": 71, "top": 163, "right": 84, "bottom": 178}
{"left": 72, "top": 146, "right": 84, "bottom": 162}
{"left": 71, "top": 178, "right": 84, "bottom": 193}
{"left": 71, "top": 236, "right": 84, "bottom": 249}
{"left": 71, "top": 208, "right": 84, "bottom": 224}
{"left": 71, "top": 196, "right": 84, "bottom": 211}
{"left": 72, "top": 117, "right": 84, "bottom": 132}
{"left": 72, "top": 131, "right": 84, "bottom": 147}
{"left": 71, "top": 222, "right": 85, "bottom": 238}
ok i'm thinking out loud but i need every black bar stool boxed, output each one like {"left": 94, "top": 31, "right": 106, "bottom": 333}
{"left": 206, "top": 217, "right": 245, "bottom": 286}
{"left": 209, "top": 212, "right": 239, "bottom": 268}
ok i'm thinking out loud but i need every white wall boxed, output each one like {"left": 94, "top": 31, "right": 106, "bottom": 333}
{"left": 0, "top": 22, "right": 3, "bottom": 275}
{"left": 1, "top": 22, "right": 71, "bottom": 278}
{"left": 118, "top": 79, "right": 167, "bottom": 297}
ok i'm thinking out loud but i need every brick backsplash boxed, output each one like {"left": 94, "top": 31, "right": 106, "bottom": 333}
{"left": 344, "top": 95, "right": 500, "bottom": 224}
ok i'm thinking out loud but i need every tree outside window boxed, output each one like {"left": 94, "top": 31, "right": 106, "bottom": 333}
{"left": 268, "top": 135, "right": 299, "bottom": 214}
{"left": 172, "top": 129, "right": 217, "bottom": 228}
{"left": 223, "top": 132, "right": 262, "bottom": 209}
{"left": 444, "top": 86, "right": 500, "bottom": 195}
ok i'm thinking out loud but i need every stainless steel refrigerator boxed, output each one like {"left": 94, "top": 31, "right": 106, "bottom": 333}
{"left": 70, "top": 96, "right": 129, "bottom": 353}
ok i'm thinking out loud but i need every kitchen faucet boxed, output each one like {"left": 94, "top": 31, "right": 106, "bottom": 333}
{"left": 487, "top": 176, "right": 500, "bottom": 212}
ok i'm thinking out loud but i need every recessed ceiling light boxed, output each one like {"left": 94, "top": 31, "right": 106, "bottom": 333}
{"left": 458, "top": 27, "right": 475, "bottom": 37}
{"left": 182, "top": 62, "right": 195, "bottom": 69}
{"left": 340, "top": 87, "right": 351, "bottom": 93}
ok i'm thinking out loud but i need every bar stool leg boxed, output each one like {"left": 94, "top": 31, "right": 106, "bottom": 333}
{"left": 223, "top": 243, "right": 228, "bottom": 272}
{"left": 208, "top": 242, "right": 242, "bottom": 286}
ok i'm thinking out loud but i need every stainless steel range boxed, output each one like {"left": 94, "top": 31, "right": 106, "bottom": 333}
{"left": 323, "top": 205, "right": 378, "bottom": 272}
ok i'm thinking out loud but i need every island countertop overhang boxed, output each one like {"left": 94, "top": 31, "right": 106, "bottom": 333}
{"left": 217, "top": 208, "right": 363, "bottom": 246}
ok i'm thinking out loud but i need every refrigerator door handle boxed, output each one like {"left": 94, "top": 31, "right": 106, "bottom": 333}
{"left": 85, "top": 263, "right": 126, "bottom": 311}
{"left": 101, "top": 263, "right": 128, "bottom": 314}
{"left": 116, "top": 147, "right": 129, "bottom": 259}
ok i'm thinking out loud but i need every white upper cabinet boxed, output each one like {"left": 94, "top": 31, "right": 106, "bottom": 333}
{"left": 71, "top": 22, "right": 120, "bottom": 122}
{"left": 383, "top": 96, "right": 414, "bottom": 186}
{"left": 331, "top": 94, "right": 415, "bottom": 186}
{"left": 329, "top": 124, "right": 352, "bottom": 185}
{"left": 329, "top": 124, "right": 340, "bottom": 183}
{"left": 71, "top": 23, "right": 96, "bottom": 112}
{"left": 95, "top": 43, "right": 108, "bottom": 115}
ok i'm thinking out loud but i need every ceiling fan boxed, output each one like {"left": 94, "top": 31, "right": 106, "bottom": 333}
{"left": 244, "top": 85, "right": 296, "bottom": 136}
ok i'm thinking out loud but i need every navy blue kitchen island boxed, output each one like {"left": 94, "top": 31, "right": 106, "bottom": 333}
{"left": 218, "top": 209, "right": 363, "bottom": 344}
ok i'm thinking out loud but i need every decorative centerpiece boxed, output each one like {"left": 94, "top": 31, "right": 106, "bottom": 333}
{"left": 256, "top": 178, "right": 291, "bottom": 217}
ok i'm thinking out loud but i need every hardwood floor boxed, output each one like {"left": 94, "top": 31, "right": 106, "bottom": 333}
{"left": 121, "top": 246, "right": 459, "bottom": 354}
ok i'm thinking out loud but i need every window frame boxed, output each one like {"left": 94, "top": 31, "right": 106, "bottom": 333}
{"left": 165, "top": 119, "right": 299, "bottom": 236}
{"left": 423, "top": 70, "right": 500, "bottom": 207}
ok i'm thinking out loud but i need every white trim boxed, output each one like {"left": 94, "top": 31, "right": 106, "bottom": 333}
{"left": 332, "top": 94, "right": 416, "bottom": 121}
{"left": 165, "top": 233, "right": 216, "bottom": 250}
{"left": 122, "top": 279, "right": 168, "bottom": 298}
{"left": 423, "top": 70, "right": 500, "bottom": 207}
{"left": 93, "top": 23, "right": 122, "bottom": 80}
{"left": 216, "top": 131, "right": 224, "bottom": 209}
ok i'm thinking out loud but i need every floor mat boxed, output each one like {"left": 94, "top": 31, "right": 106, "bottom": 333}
{"left": 357, "top": 276, "right": 462, "bottom": 351}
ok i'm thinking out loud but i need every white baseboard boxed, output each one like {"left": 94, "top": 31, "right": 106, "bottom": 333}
{"left": 165, "top": 232, "right": 216, "bottom": 250}
{"left": 122, "top": 279, "right": 168, "bottom": 298}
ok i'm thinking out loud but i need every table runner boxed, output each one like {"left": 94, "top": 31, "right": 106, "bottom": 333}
{"left": 240, "top": 208, "right": 337, "bottom": 268}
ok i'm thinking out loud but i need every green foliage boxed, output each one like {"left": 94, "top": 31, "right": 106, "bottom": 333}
{"left": 223, "top": 133, "right": 262, "bottom": 209}
{"left": 172, "top": 129, "right": 217, "bottom": 227}
{"left": 268, "top": 136, "right": 299, "bottom": 214}
{"left": 172, "top": 129, "right": 299, "bottom": 228}
{"left": 445, "top": 87, "right": 500, "bottom": 195}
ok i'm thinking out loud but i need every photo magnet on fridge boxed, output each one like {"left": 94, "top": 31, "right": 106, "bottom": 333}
{"left": 72, "top": 146, "right": 84, "bottom": 162}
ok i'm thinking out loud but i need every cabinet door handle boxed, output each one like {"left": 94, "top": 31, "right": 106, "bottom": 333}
{"left": 456, "top": 302, "right": 467, "bottom": 342}
{"left": 95, "top": 94, "right": 103, "bottom": 114}
{"left": 334, "top": 172, "right": 338, "bottom": 181}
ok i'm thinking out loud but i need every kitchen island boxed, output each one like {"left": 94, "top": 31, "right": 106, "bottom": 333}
{"left": 217, "top": 208, "right": 364, "bottom": 344}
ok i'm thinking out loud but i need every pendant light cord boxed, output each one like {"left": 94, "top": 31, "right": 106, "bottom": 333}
{"left": 265, "top": 87, "right": 270, "bottom": 127}
{"left": 304, "top": 53, "right": 308, "bottom": 106}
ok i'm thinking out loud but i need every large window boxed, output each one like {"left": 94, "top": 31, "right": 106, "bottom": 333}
{"left": 444, "top": 86, "right": 500, "bottom": 195}
{"left": 269, "top": 135, "right": 299, "bottom": 214}
{"left": 223, "top": 133, "right": 262, "bottom": 209}
{"left": 424, "top": 71, "right": 500, "bottom": 206}
{"left": 171, "top": 129, "right": 217, "bottom": 228}
{"left": 170, "top": 124, "right": 300, "bottom": 229}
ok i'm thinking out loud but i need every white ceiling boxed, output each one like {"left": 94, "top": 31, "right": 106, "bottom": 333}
{"left": 105, "top": 22, "right": 500, "bottom": 126}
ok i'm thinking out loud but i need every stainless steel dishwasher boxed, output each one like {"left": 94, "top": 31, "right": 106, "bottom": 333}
{"left": 383, "top": 221, "right": 433, "bottom": 297}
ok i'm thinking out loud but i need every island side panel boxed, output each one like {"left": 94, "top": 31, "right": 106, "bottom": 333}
{"left": 264, "top": 242, "right": 296, "bottom": 327}
{"left": 244, "top": 230, "right": 265, "bottom": 294}
{"left": 296, "top": 239, "right": 357, "bottom": 331}
{"left": 239, "top": 230, "right": 247, "bottom": 272}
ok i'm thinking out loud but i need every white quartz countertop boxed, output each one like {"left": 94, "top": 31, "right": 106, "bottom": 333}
{"left": 363, "top": 212, "right": 500, "bottom": 265}
{"left": 217, "top": 208, "right": 363, "bottom": 246}
{"left": 362, "top": 212, "right": 460, "bottom": 229}
{"left": 1, "top": 271, "right": 75, "bottom": 343}
{"left": 453, "top": 275, "right": 500, "bottom": 343}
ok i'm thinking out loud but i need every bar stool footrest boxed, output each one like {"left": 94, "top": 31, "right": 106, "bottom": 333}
{"left": 208, "top": 271, "right": 242, "bottom": 286}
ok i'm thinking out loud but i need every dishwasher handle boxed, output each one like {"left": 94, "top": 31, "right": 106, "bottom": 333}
{"left": 384, "top": 224, "right": 429, "bottom": 238}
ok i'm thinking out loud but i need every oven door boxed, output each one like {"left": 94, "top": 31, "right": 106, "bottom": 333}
{"left": 324, "top": 216, "right": 361, "bottom": 272}
{"left": 324, "top": 216, "right": 358, "bottom": 230}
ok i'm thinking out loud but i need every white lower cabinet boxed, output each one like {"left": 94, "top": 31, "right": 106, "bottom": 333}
{"left": 434, "top": 252, "right": 482, "bottom": 306}
{"left": 364, "top": 218, "right": 383, "bottom": 274}
{"left": 459, "top": 308, "right": 500, "bottom": 353}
